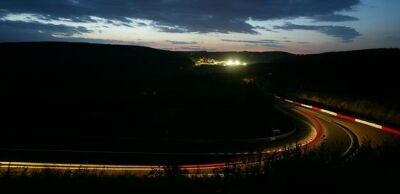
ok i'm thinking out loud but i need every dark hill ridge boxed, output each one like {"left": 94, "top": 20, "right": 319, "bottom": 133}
{"left": 184, "top": 51, "right": 293, "bottom": 64}
{"left": 0, "top": 42, "right": 196, "bottom": 137}
{"left": 2, "top": 43, "right": 398, "bottom": 96}
{"left": 0, "top": 42, "right": 291, "bottom": 141}
{"left": 1, "top": 42, "right": 399, "bottom": 131}
{"left": 188, "top": 48, "right": 400, "bottom": 128}
{"left": 1, "top": 42, "right": 193, "bottom": 73}
{"left": 189, "top": 48, "right": 400, "bottom": 98}
{"left": 261, "top": 48, "right": 400, "bottom": 128}
{"left": 268, "top": 48, "right": 400, "bottom": 96}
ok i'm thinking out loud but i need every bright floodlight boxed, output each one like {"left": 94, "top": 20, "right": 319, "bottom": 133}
{"left": 224, "top": 59, "right": 246, "bottom": 66}
{"left": 226, "top": 60, "right": 235, "bottom": 66}
{"left": 195, "top": 57, "right": 247, "bottom": 67}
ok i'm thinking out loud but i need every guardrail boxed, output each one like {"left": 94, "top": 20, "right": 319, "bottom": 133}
{"left": 275, "top": 96, "right": 400, "bottom": 136}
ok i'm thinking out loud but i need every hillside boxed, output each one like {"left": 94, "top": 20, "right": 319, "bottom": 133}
{"left": 0, "top": 42, "right": 290, "bottom": 143}
{"left": 185, "top": 51, "right": 293, "bottom": 64}
{"left": 250, "top": 49, "right": 400, "bottom": 127}
{"left": 268, "top": 48, "right": 400, "bottom": 97}
{"left": 1, "top": 42, "right": 193, "bottom": 73}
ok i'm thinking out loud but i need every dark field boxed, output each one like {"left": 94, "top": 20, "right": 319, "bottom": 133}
{"left": 0, "top": 43, "right": 292, "bottom": 163}
{"left": 1, "top": 72, "right": 290, "bottom": 138}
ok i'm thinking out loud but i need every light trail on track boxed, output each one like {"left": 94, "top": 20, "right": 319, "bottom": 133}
{"left": 0, "top": 106, "right": 324, "bottom": 175}
{"left": 1, "top": 100, "right": 398, "bottom": 175}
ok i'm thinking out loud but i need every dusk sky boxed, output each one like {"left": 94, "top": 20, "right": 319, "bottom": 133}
{"left": 1, "top": 0, "right": 399, "bottom": 53}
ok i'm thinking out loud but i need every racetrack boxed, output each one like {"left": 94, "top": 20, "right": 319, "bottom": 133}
{"left": 1, "top": 100, "right": 398, "bottom": 175}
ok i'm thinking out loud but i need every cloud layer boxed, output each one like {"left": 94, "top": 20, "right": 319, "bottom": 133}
{"left": 0, "top": 0, "right": 361, "bottom": 33}
{"left": 221, "top": 39, "right": 283, "bottom": 48}
{"left": 0, "top": 20, "right": 91, "bottom": 42}
{"left": 274, "top": 23, "right": 361, "bottom": 42}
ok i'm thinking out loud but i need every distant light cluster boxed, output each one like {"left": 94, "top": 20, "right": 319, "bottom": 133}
{"left": 196, "top": 57, "right": 247, "bottom": 67}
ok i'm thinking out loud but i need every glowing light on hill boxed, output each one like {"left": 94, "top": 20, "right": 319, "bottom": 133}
{"left": 224, "top": 59, "right": 246, "bottom": 66}
{"left": 196, "top": 57, "right": 247, "bottom": 67}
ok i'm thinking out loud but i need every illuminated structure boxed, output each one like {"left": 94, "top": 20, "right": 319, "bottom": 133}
{"left": 196, "top": 57, "right": 247, "bottom": 67}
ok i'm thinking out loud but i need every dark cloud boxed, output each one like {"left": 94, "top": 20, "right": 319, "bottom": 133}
{"left": 221, "top": 39, "right": 283, "bottom": 48}
{"left": 253, "top": 25, "right": 273, "bottom": 31}
{"left": 274, "top": 23, "right": 361, "bottom": 42}
{"left": 156, "top": 25, "right": 189, "bottom": 33}
{"left": 0, "top": 20, "right": 91, "bottom": 42}
{"left": 165, "top": 40, "right": 198, "bottom": 45}
{"left": 105, "top": 20, "right": 134, "bottom": 27}
{"left": 312, "top": 14, "right": 359, "bottom": 22}
{"left": 0, "top": 9, "right": 8, "bottom": 17}
{"left": 176, "top": 46, "right": 204, "bottom": 51}
{"left": 0, "top": 0, "right": 361, "bottom": 34}
{"left": 136, "top": 22, "right": 148, "bottom": 26}
{"left": 161, "top": 45, "right": 206, "bottom": 51}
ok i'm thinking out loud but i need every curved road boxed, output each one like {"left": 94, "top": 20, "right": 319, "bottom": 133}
{"left": 1, "top": 101, "right": 399, "bottom": 175}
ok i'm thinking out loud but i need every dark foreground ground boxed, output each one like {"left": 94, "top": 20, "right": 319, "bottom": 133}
{"left": 1, "top": 142, "right": 399, "bottom": 194}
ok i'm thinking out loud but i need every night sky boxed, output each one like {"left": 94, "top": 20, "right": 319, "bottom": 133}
{"left": 1, "top": 0, "right": 399, "bottom": 53}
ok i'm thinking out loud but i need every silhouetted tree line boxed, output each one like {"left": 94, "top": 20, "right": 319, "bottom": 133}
{"left": 267, "top": 49, "right": 400, "bottom": 99}
{"left": 185, "top": 51, "right": 293, "bottom": 64}
{"left": 246, "top": 49, "right": 400, "bottom": 128}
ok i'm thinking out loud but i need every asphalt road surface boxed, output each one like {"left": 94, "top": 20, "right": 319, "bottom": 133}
{"left": 1, "top": 101, "right": 398, "bottom": 175}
